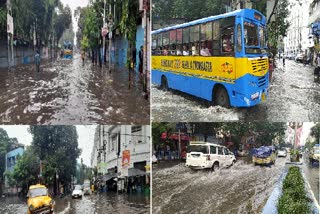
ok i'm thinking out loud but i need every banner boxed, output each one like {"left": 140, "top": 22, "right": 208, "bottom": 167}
{"left": 122, "top": 150, "right": 130, "bottom": 168}
{"left": 7, "top": 14, "right": 13, "bottom": 34}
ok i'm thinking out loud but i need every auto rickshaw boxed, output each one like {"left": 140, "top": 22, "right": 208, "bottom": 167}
{"left": 252, "top": 146, "right": 276, "bottom": 166}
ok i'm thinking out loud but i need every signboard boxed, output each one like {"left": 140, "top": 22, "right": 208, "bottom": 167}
{"left": 7, "top": 13, "right": 13, "bottom": 34}
{"left": 122, "top": 150, "right": 130, "bottom": 168}
{"left": 98, "top": 162, "right": 108, "bottom": 174}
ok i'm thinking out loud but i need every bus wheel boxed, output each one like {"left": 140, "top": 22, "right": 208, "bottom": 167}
{"left": 214, "top": 86, "right": 230, "bottom": 108}
{"left": 161, "top": 76, "right": 168, "bottom": 91}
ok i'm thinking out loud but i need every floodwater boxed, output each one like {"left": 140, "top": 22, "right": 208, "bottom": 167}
{"left": 0, "top": 192, "right": 150, "bottom": 214}
{"left": 0, "top": 55, "right": 149, "bottom": 124}
{"left": 152, "top": 157, "right": 287, "bottom": 213}
{"left": 152, "top": 60, "right": 320, "bottom": 122}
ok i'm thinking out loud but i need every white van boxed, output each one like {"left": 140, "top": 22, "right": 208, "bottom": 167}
{"left": 185, "top": 142, "right": 236, "bottom": 171}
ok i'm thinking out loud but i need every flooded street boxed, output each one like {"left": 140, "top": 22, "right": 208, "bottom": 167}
{"left": 0, "top": 54, "right": 149, "bottom": 124}
{"left": 302, "top": 156, "right": 320, "bottom": 204}
{"left": 0, "top": 192, "right": 150, "bottom": 214}
{"left": 153, "top": 158, "right": 287, "bottom": 213}
{"left": 152, "top": 60, "right": 320, "bottom": 122}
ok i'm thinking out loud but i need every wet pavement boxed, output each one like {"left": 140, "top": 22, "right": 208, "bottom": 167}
{"left": 0, "top": 55, "right": 149, "bottom": 124}
{"left": 152, "top": 60, "right": 320, "bottom": 122}
{"left": 302, "top": 155, "right": 320, "bottom": 204}
{"left": 152, "top": 157, "right": 287, "bottom": 213}
{"left": 0, "top": 192, "right": 150, "bottom": 214}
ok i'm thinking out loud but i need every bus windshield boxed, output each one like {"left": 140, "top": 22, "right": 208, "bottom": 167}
{"left": 244, "top": 21, "right": 267, "bottom": 54}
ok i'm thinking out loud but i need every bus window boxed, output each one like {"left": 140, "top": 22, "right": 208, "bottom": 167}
{"left": 182, "top": 27, "right": 190, "bottom": 44}
{"left": 177, "top": 29, "right": 183, "bottom": 44}
{"left": 169, "top": 30, "right": 177, "bottom": 55}
{"left": 162, "top": 32, "right": 169, "bottom": 55}
{"left": 259, "top": 26, "right": 266, "bottom": 47}
{"left": 236, "top": 24, "right": 242, "bottom": 52}
{"left": 221, "top": 27, "right": 234, "bottom": 54}
{"left": 190, "top": 25, "right": 200, "bottom": 43}
{"left": 152, "top": 34, "right": 157, "bottom": 55}
{"left": 212, "top": 20, "right": 220, "bottom": 56}
{"left": 200, "top": 22, "right": 212, "bottom": 56}
{"left": 244, "top": 21, "right": 258, "bottom": 46}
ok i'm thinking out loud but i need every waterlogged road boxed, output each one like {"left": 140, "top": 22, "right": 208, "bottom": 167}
{"left": 152, "top": 60, "right": 320, "bottom": 122}
{"left": 0, "top": 55, "right": 149, "bottom": 124}
{"left": 0, "top": 192, "right": 150, "bottom": 214}
{"left": 152, "top": 158, "right": 287, "bottom": 214}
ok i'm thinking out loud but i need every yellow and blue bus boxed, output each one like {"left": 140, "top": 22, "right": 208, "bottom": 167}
{"left": 151, "top": 9, "right": 269, "bottom": 107}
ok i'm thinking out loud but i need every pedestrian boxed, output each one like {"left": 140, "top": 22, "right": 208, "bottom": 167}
{"left": 282, "top": 56, "right": 285, "bottom": 67}
{"left": 35, "top": 50, "right": 41, "bottom": 73}
{"left": 81, "top": 50, "right": 85, "bottom": 66}
{"left": 139, "top": 46, "right": 143, "bottom": 74}
{"left": 60, "top": 185, "right": 64, "bottom": 198}
{"left": 132, "top": 47, "right": 137, "bottom": 72}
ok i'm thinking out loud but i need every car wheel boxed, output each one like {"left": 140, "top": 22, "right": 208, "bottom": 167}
{"left": 161, "top": 76, "right": 168, "bottom": 91}
{"left": 212, "top": 162, "right": 219, "bottom": 171}
{"left": 214, "top": 86, "right": 230, "bottom": 108}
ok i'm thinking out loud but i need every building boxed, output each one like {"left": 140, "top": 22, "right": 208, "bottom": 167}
{"left": 4, "top": 146, "right": 24, "bottom": 194}
{"left": 91, "top": 125, "right": 150, "bottom": 193}
{"left": 283, "top": 0, "right": 312, "bottom": 56}
{"left": 308, "top": 0, "right": 320, "bottom": 63}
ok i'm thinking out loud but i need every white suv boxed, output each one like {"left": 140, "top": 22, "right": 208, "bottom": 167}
{"left": 185, "top": 142, "right": 236, "bottom": 171}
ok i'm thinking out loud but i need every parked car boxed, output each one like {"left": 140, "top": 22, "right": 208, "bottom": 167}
{"left": 185, "top": 141, "right": 236, "bottom": 171}
{"left": 277, "top": 149, "right": 287, "bottom": 157}
{"left": 72, "top": 185, "right": 83, "bottom": 199}
{"left": 287, "top": 53, "right": 295, "bottom": 60}
{"left": 252, "top": 146, "right": 276, "bottom": 166}
{"left": 309, "top": 144, "right": 320, "bottom": 165}
{"left": 295, "top": 53, "right": 305, "bottom": 63}
{"left": 27, "top": 184, "right": 54, "bottom": 214}
{"left": 83, "top": 180, "right": 91, "bottom": 195}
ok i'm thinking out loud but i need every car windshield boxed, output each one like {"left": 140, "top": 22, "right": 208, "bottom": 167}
{"left": 314, "top": 148, "right": 320, "bottom": 154}
{"left": 29, "top": 188, "right": 48, "bottom": 197}
{"left": 75, "top": 185, "right": 82, "bottom": 190}
{"left": 187, "top": 145, "right": 208, "bottom": 154}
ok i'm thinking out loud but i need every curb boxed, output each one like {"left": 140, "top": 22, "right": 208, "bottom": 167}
{"left": 300, "top": 169, "right": 320, "bottom": 214}
{"left": 262, "top": 168, "right": 288, "bottom": 214}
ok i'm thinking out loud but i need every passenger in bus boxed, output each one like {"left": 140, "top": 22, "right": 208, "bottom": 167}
{"left": 170, "top": 45, "right": 176, "bottom": 55}
{"left": 192, "top": 43, "right": 199, "bottom": 56}
{"left": 176, "top": 45, "right": 182, "bottom": 56}
{"left": 222, "top": 35, "right": 232, "bottom": 52}
{"left": 200, "top": 43, "right": 210, "bottom": 56}
{"left": 163, "top": 46, "right": 169, "bottom": 55}
{"left": 182, "top": 45, "right": 189, "bottom": 56}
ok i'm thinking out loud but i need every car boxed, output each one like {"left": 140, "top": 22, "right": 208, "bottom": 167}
{"left": 252, "top": 146, "right": 276, "bottom": 166}
{"left": 27, "top": 184, "right": 54, "bottom": 214}
{"left": 295, "top": 53, "right": 305, "bottom": 63}
{"left": 83, "top": 180, "right": 92, "bottom": 195}
{"left": 185, "top": 141, "right": 236, "bottom": 171}
{"left": 277, "top": 149, "right": 287, "bottom": 157}
{"left": 72, "top": 185, "right": 83, "bottom": 199}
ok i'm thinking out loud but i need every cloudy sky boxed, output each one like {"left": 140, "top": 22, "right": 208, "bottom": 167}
{"left": 0, "top": 125, "right": 96, "bottom": 166}
{"left": 61, "top": 0, "right": 89, "bottom": 44}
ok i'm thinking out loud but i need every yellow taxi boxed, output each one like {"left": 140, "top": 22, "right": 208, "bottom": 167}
{"left": 27, "top": 184, "right": 54, "bottom": 214}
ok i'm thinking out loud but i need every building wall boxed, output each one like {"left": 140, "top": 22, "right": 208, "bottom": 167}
{"left": 284, "top": 0, "right": 311, "bottom": 54}
{"left": 94, "top": 125, "right": 150, "bottom": 176}
{"left": 5, "top": 147, "right": 24, "bottom": 172}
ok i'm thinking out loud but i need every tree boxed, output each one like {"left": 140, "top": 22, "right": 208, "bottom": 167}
{"left": 267, "top": 0, "right": 290, "bottom": 57}
{"left": 11, "top": 147, "right": 39, "bottom": 195}
{"left": 29, "top": 126, "right": 81, "bottom": 193}
{"left": 152, "top": 122, "right": 175, "bottom": 147}
{"left": 310, "top": 123, "right": 320, "bottom": 144}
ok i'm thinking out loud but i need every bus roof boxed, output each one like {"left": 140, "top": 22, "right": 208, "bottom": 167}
{"left": 152, "top": 8, "right": 266, "bottom": 34}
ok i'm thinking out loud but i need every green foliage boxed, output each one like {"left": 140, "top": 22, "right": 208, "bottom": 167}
{"left": 278, "top": 166, "right": 311, "bottom": 214}
{"left": 29, "top": 126, "right": 81, "bottom": 186}
{"left": 119, "top": 0, "right": 139, "bottom": 43}
{"left": 0, "top": 128, "right": 18, "bottom": 183}
{"left": 310, "top": 123, "right": 320, "bottom": 144}
{"left": 83, "top": 3, "right": 102, "bottom": 49}
{"left": 152, "top": 122, "right": 175, "bottom": 147}
{"left": 267, "top": 0, "right": 290, "bottom": 56}
{"left": 153, "top": 0, "right": 228, "bottom": 24}
{"left": 12, "top": 147, "right": 39, "bottom": 193}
